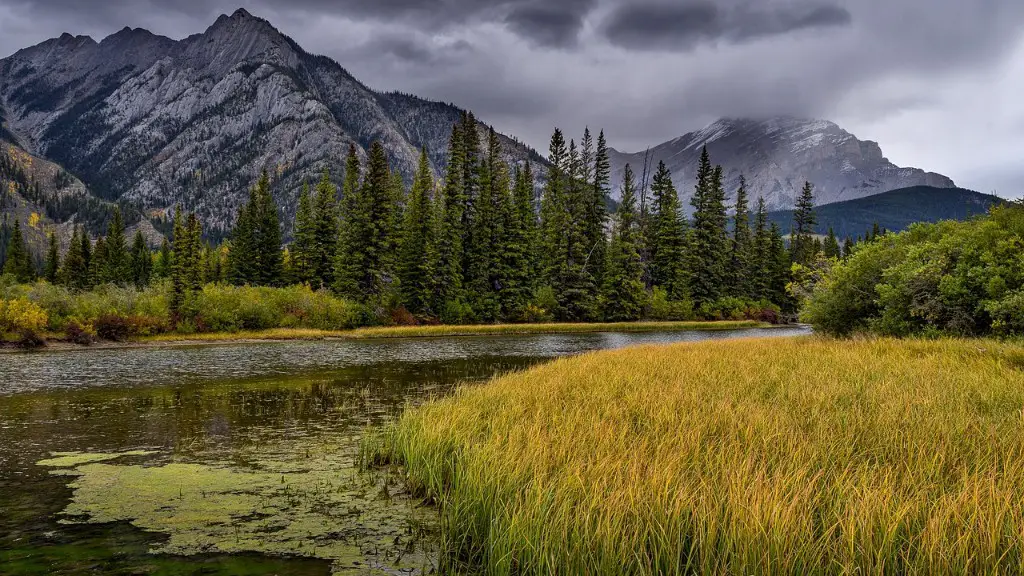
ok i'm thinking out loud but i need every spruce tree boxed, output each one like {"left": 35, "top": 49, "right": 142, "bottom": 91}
{"left": 601, "top": 164, "right": 646, "bottom": 321}
{"left": 648, "top": 161, "right": 687, "bottom": 300}
{"left": 254, "top": 172, "right": 284, "bottom": 286}
{"left": 750, "top": 197, "right": 772, "bottom": 300}
{"left": 769, "top": 222, "right": 792, "bottom": 310}
{"left": 129, "top": 230, "right": 152, "bottom": 287}
{"left": 843, "top": 236, "right": 855, "bottom": 259}
{"left": 360, "top": 142, "right": 397, "bottom": 298}
{"left": 312, "top": 169, "right": 338, "bottom": 288}
{"left": 80, "top": 228, "right": 92, "bottom": 289}
{"left": 728, "top": 176, "right": 753, "bottom": 298}
{"left": 688, "top": 147, "right": 729, "bottom": 308}
{"left": 551, "top": 138, "right": 597, "bottom": 321}
{"left": 228, "top": 192, "right": 257, "bottom": 285}
{"left": 2, "top": 219, "right": 34, "bottom": 283}
{"left": 433, "top": 124, "right": 468, "bottom": 316}
{"left": 334, "top": 143, "right": 365, "bottom": 298}
{"left": 155, "top": 239, "right": 171, "bottom": 279}
{"left": 104, "top": 207, "right": 128, "bottom": 285}
{"left": 60, "top": 226, "right": 87, "bottom": 289}
{"left": 44, "top": 231, "right": 60, "bottom": 283}
{"left": 502, "top": 162, "right": 538, "bottom": 320}
{"left": 397, "top": 148, "right": 437, "bottom": 316}
{"left": 90, "top": 236, "right": 107, "bottom": 286}
{"left": 790, "top": 181, "right": 817, "bottom": 266}
{"left": 170, "top": 208, "right": 188, "bottom": 317}
{"left": 823, "top": 227, "right": 841, "bottom": 259}
{"left": 291, "top": 182, "right": 316, "bottom": 285}
{"left": 539, "top": 128, "right": 567, "bottom": 286}
{"left": 589, "top": 130, "right": 611, "bottom": 286}
{"left": 185, "top": 213, "right": 204, "bottom": 291}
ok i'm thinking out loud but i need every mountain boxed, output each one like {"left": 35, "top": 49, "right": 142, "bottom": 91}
{"left": 766, "top": 186, "right": 1002, "bottom": 239}
{"left": 609, "top": 117, "right": 956, "bottom": 211}
{"left": 0, "top": 9, "right": 542, "bottom": 237}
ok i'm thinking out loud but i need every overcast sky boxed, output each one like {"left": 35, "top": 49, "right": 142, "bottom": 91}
{"left": 1, "top": 0, "right": 1023, "bottom": 196}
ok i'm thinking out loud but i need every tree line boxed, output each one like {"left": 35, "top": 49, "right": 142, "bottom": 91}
{"left": 3, "top": 112, "right": 863, "bottom": 324}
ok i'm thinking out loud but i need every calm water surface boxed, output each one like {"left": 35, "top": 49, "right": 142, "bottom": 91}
{"left": 0, "top": 327, "right": 808, "bottom": 575}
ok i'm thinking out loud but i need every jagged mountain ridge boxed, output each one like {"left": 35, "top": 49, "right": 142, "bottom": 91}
{"left": 0, "top": 9, "right": 543, "bottom": 236}
{"left": 608, "top": 117, "right": 956, "bottom": 211}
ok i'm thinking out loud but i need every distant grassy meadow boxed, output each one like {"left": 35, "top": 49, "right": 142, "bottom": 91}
{"left": 364, "top": 336, "right": 1024, "bottom": 575}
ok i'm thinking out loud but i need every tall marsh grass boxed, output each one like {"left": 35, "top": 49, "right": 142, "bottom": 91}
{"left": 365, "top": 337, "right": 1024, "bottom": 575}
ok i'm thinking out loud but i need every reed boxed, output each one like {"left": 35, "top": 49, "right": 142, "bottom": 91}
{"left": 364, "top": 337, "right": 1024, "bottom": 575}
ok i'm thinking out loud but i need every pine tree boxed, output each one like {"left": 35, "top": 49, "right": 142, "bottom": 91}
{"left": 750, "top": 197, "right": 772, "bottom": 301}
{"left": 398, "top": 148, "right": 437, "bottom": 316}
{"left": 550, "top": 137, "right": 597, "bottom": 321}
{"left": 769, "top": 222, "right": 792, "bottom": 311}
{"left": 648, "top": 161, "right": 687, "bottom": 300}
{"left": 540, "top": 128, "right": 567, "bottom": 286}
{"left": 502, "top": 162, "right": 538, "bottom": 319}
{"left": 843, "top": 236, "right": 855, "bottom": 259}
{"left": 589, "top": 130, "right": 611, "bottom": 286}
{"left": 823, "top": 227, "right": 841, "bottom": 259}
{"left": 2, "top": 219, "right": 34, "bottom": 283}
{"left": 790, "top": 181, "right": 817, "bottom": 266}
{"left": 155, "top": 239, "right": 172, "bottom": 279}
{"left": 60, "top": 226, "right": 87, "bottom": 289}
{"left": 104, "top": 207, "right": 129, "bottom": 285}
{"left": 185, "top": 213, "right": 204, "bottom": 291}
{"left": 170, "top": 207, "right": 189, "bottom": 316}
{"left": 360, "top": 142, "right": 398, "bottom": 298}
{"left": 90, "top": 236, "right": 107, "bottom": 286}
{"left": 312, "top": 169, "right": 338, "bottom": 288}
{"left": 254, "top": 172, "right": 284, "bottom": 286}
{"left": 44, "top": 231, "right": 60, "bottom": 283}
{"left": 80, "top": 228, "right": 92, "bottom": 289}
{"left": 228, "top": 192, "right": 257, "bottom": 285}
{"left": 688, "top": 147, "right": 729, "bottom": 308}
{"left": 728, "top": 176, "right": 753, "bottom": 298}
{"left": 433, "top": 124, "right": 467, "bottom": 316}
{"left": 129, "top": 230, "right": 152, "bottom": 287}
{"left": 334, "top": 143, "right": 365, "bottom": 298}
{"left": 291, "top": 182, "right": 316, "bottom": 285}
{"left": 601, "top": 164, "right": 646, "bottom": 321}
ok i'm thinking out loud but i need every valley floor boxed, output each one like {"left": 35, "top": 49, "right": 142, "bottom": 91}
{"left": 363, "top": 336, "right": 1024, "bottom": 575}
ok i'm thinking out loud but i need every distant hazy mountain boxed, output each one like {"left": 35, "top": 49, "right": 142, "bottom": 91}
{"left": 766, "top": 186, "right": 1001, "bottom": 239}
{"left": 609, "top": 117, "right": 956, "bottom": 211}
{"left": 0, "top": 9, "right": 541, "bottom": 236}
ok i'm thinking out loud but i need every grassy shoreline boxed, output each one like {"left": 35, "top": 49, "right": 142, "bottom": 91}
{"left": 0, "top": 321, "right": 771, "bottom": 352}
{"left": 363, "top": 336, "right": 1024, "bottom": 574}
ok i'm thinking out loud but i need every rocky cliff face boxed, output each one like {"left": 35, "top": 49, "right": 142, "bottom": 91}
{"left": 0, "top": 9, "right": 541, "bottom": 235}
{"left": 608, "top": 117, "right": 956, "bottom": 211}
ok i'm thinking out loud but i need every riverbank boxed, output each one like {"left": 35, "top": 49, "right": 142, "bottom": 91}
{"left": 1, "top": 321, "right": 771, "bottom": 352}
{"left": 363, "top": 336, "right": 1024, "bottom": 574}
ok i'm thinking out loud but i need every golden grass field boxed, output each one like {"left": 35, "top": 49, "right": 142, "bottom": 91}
{"left": 363, "top": 337, "right": 1024, "bottom": 575}
{"left": 138, "top": 321, "right": 763, "bottom": 343}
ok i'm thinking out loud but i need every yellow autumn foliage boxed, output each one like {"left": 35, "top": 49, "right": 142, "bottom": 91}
{"left": 0, "top": 298, "right": 50, "bottom": 335}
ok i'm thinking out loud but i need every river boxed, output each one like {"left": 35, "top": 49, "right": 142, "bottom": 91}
{"left": 0, "top": 327, "right": 808, "bottom": 575}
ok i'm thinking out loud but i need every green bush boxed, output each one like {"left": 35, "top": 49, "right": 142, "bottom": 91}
{"left": 804, "top": 205, "right": 1024, "bottom": 337}
{"left": 0, "top": 298, "right": 50, "bottom": 345}
{"left": 646, "top": 287, "right": 695, "bottom": 321}
{"left": 186, "top": 284, "right": 363, "bottom": 333}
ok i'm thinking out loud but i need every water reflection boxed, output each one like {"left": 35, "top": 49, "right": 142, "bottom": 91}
{"left": 0, "top": 327, "right": 810, "bottom": 574}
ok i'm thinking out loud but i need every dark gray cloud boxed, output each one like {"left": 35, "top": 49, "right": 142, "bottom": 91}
{"left": 1, "top": 0, "right": 1023, "bottom": 195}
{"left": 601, "top": 1, "right": 852, "bottom": 50}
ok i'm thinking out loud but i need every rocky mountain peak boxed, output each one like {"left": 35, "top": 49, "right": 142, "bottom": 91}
{"left": 609, "top": 116, "right": 955, "bottom": 210}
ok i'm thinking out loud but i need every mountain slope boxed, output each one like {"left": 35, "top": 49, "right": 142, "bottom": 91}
{"left": 0, "top": 9, "right": 541, "bottom": 235}
{"left": 766, "top": 186, "right": 1001, "bottom": 239}
{"left": 609, "top": 117, "right": 956, "bottom": 211}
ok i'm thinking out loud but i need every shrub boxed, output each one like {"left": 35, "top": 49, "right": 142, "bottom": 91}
{"left": 805, "top": 205, "right": 1024, "bottom": 337}
{"left": 64, "top": 320, "right": 96, "bottom": 346}
{"left": 0, "top": 298, "right": 49, "bottom": 337}
{"left": 646, "top": 287, "right": 694, "bottom": 321}
{"left": 94, "top": 314, "right": 133, "bottom": 342}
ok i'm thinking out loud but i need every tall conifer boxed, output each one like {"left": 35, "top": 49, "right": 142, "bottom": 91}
{"left": 398, "top": 149, "right": 437, "bottom": 316}
{"left": 728, "top": 176, "right": 753, "bottom": 297}
{"left": 648, "top": 161, "right": 687, "bottom": 300}
{"left": 601, "top": 165, "right": 646, "bottom": 321}
{"left": 44, "top": 231, "right": 60, "bottom": 283}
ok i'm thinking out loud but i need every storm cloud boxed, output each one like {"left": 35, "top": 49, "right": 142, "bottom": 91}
{"left": 1, "top": 0, "right": 1023, "bottom": 195}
